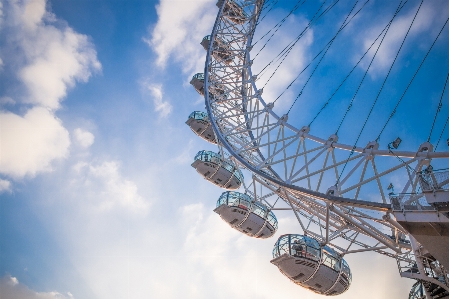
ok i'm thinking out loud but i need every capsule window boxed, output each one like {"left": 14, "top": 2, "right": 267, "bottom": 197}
{"left": 342, "top": 259, "right": 351, "bottom": 281}
{"left": 252, "top": 204, "right": 266, "bottom": 218}
{"left": 239, "top": 200, "right": 250, "bottom": 209}
{"left": 322, "top": 251, "right": 341, "bottom": 272}
{"left": 273, "top": 235, "right": 290, "bottom": 258}
{"left": 306, "top": 247, "right": 320, "bottom": 261}
{"left": 267, "top": 213, "right": 278, "bottom": 229}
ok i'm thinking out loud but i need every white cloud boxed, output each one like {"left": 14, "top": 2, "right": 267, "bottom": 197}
{"left": 21, "top": 0, "right": 46, "bottom": 31}
{"left": 0, "top": 107, "right": 70, "bottom": 178}
{"left": 0, "top": 0, "right": 100, "bottom": 180}
{"left": 18, "top": 25, "right": 101, "bottom": 109}
{"left": 73, "top": 128, "right": 95, "bottom": 148}
{"left": 4, "top": 0, "right": 101, "bottom": 110}
{"left": 0, "top": 275, "right": 74, "bottom": 299}
{"left": 359, "top": 1, "right": 448, "bottom": 76}
{"left": 146, "top": 83, "right": 173, "bottom": 117}
{"left": 71, "top": 160, "right": 149, "bottom": 213}
{"left": 146, "top": 0, "right": 216, "bottom": 75}
{"left": 0, "top": 178, "right": 12, "bottom": 193}
{"left": 6, "top": 275, "right": 18, "bottom": 286}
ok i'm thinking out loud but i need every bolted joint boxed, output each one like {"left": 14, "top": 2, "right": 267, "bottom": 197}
{"left": 264, "top": 102, "right": 274, "bottom": 112}
{"left": 297, "top": 126, "right": 310, "bottom": 138}
{"left": 279, "top": 114, "right": 288, "bottom": 125}
{"left": 326, "top": 134, "right": 338, "bottom": 148}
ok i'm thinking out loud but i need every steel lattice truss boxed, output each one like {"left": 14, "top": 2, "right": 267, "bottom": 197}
{"left": 201, "top": 0, "right": 449, "bottom": 281}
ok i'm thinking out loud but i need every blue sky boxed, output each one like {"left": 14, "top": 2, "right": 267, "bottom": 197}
{"left": 0, "top": 0, "right": 448, "bottom": 298}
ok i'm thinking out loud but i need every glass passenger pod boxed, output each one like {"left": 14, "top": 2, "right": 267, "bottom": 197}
{"left": 190, "top": 73, "right": 205, "bottom": 95}
{"left": 191, "top": 150, "right": 243, "bottom": 190}
{"left": 200, "top": 35, "right": 233, "bottom": 65}
{"left": 185, "top": 111, "right": 217, "bottom": 144}
{"left": 271, "top": 234, "right": 352, "bottom": 296}
{"left": 189, "top": 73, "right": 227, "bottom": 102}
{"left": 214, "top": 191, "right": 278, "bottom": 238}
{"left": 216, "top": 0, "right": 247, "bottom": 25}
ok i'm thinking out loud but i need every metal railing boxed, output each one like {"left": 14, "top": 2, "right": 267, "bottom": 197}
{"left": 390, "top": 193, "right": 433, "bottom": 211}
{"left": 419, "top": 168, "right": 449, "bottom": 192}
{"left": 396, "top": 250, "right": 449, "bottom": 287}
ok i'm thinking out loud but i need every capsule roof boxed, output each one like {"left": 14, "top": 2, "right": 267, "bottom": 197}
{"left": 192, "top": 73, "right": 204, "bottom": 81}
{"left": 188, "top": 111, "right": 208, "bottom": 120}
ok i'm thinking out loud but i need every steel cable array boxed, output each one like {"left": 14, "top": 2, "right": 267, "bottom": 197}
{"left": 188, "top": 0, "right": 449, "bottom": 296}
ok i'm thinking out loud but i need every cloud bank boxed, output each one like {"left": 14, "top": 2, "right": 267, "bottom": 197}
{"left": 0, "top": 0, "right": 101, "bottom": 179}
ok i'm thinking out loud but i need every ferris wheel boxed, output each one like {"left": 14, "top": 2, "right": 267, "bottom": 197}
{"left": 186, "top": 0, "right": 449, "bottom": 297}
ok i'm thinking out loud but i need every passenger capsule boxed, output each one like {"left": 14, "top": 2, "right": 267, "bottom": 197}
{"left": 214, "top": 191, "right": 278, "bottom": 238}
{"left": 271, "top": 234, "right": 352, "bottom": 296}
{"left": 192, "top": 150, "right": 243, "bottom": 190}
{"left": 190, "top": 73, "right": 205, "bottom": 95}
{"left": 201, "top": 35, "right": 233, "bottom": 65}
{"left": 185, "top": 111, "right": 217, "bottom": 144}
{"left": 190, "top": 73, "right": 228, "bottom": 102}
{"left": 216, "top": 0, "right": 247, "bottom": 24}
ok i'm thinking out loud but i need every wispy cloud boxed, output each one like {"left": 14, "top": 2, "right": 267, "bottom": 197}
{"left": 0, "top": 275, "right": 74, "bottom": 299}
{"left": 145, "top": 0, "right": 216, "bottom": 76}
{"left": 357, "top": 1, "right": 449, "bottom": 76}
{"left": 146, "top": 83, "right": 173, "bottom": 118}
{"left": 0, "top": 179, "right": 11, "bottom": 193}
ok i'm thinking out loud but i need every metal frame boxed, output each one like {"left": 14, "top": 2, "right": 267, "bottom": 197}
{"left": 200, "top": 0, "right": 449, "bottom": 296}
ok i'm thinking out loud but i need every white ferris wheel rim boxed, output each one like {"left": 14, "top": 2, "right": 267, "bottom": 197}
{"left": 203, "top": 0, "right": 449, "bottom": 211}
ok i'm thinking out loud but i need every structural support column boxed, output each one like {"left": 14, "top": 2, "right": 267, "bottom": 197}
{"left": 409, "top": 236, "right": 432, "bottom": 299}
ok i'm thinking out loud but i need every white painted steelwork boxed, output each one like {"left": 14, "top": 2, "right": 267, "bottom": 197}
{"left": 190, "top": 0, "right": 449, "bottom": 296}
{"left": 201, "top": 0, "right": 449, "bottom": 257}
